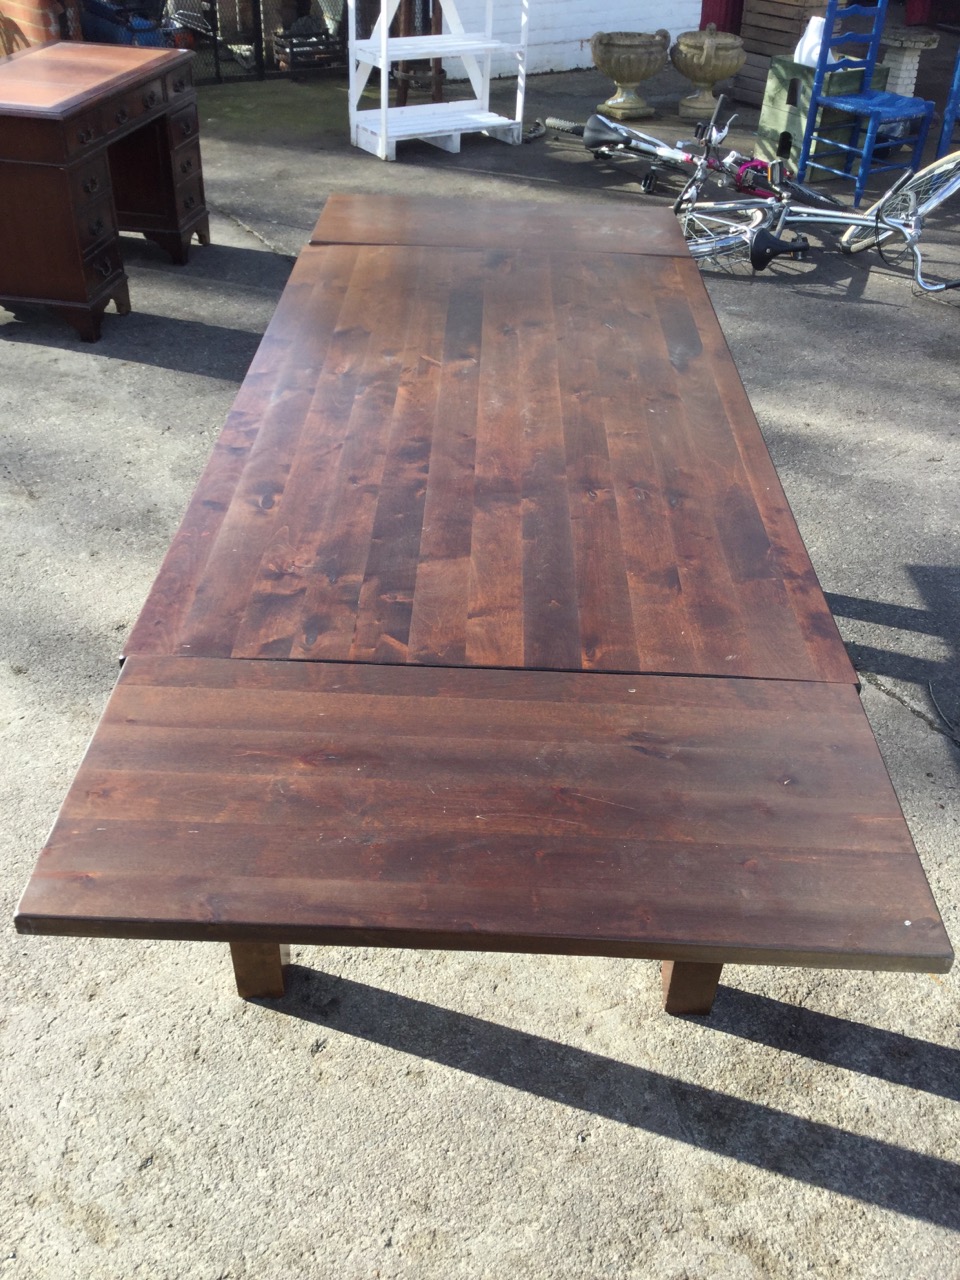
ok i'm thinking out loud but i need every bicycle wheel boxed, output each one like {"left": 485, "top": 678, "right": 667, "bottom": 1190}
{"left": 678, "top": 202, "right": 770, "bottom": 265}
{"left": 840, "top": 151, "right": 960, "bottom": 254}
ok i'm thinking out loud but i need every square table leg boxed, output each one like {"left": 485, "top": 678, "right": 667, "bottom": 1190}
{"left": 661, "top": 961, "right": 724, "bottom": 1015}
{"left": 229, "top": 942, "right": 290, "bottom": 998}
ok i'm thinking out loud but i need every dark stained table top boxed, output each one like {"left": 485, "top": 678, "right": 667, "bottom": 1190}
{"left": 15, "top": 655, "right": 953, "bottom": 972}
{"left": 310, "top": 193, "right": 691, "bottom": 257}
{"left": 17, "top": 196, "right": 950, "bottom": 987}
{"left": 124, "top": 241, "right": 855, "bottom": 683}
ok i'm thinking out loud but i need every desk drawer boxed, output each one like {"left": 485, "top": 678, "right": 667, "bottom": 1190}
{"left": 107, "top": 78, "right": 166, "bottom": 134}
{"left": 175, "top": 175, "right": 205, "bottom": 222}
{"left": 168, "top": 103, "right": 199, "bottom": 147}
{"left": 165, "top": 65, "right": 194, "bottom": 101}
{"left": 66, "top": 111, "right": 104, "bottom": 158}
{"left": 84, "top": 243, "right": 124, "bottom": 296}
{"left": 172, "top": 141, "right": 202, "bottom": 185}
{"left": 78, "top": 198, "right": 118, "bottom": 254}
{"left": 70, "top": 155, "right": 111, "bottom": 206}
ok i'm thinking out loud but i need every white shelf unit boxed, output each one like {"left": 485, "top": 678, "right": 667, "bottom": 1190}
{"left": 348, "top": 0, "right": 528, "bottom": 161}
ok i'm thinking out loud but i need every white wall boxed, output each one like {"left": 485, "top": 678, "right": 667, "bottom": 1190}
{"left": 453, "top": 0, "right": 703, "bottom": 76}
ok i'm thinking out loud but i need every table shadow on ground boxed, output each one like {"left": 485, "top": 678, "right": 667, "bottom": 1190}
{"left": 265, "top": 966, "right": 960, "bottom": 1230}
{"left": 826, "top": 571, "right": 960, "bottom": 735}
{"left": 708, "top": 987, "right": 958, "bottom": 1101}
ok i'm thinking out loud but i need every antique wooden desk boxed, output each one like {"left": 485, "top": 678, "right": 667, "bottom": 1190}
{"left": 15, "top": 198, "right": 953, "bottom": 1015}
{"left": 0, "top": 42, "right": 209, "bottom": 341}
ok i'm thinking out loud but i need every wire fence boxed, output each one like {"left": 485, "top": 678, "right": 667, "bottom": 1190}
{"left": 76, "top": 0, "right": 439, "bottom": 85}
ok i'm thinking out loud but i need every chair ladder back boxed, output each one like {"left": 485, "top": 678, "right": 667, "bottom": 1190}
{"left": 814, "top": 0, "right": 889, "bottom": 93}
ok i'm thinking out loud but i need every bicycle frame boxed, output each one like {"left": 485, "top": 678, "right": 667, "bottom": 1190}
{"left": 683, "top": 163, "right": 960, "bottom": 291}
{"left": 575, "top": 96, "right": 791, "bottom": 201}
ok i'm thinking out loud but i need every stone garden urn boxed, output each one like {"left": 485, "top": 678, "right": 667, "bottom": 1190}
{"left": 669, "top": 23, "right": 746, "bottom": 121}
{"left": 590, "top": 30, "right": 670, "bottom": 120}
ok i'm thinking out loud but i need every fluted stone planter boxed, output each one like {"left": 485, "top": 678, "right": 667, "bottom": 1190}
{"left": 590, "top": 30, "right": 670, "bottom": 120}
{"left": 670, "top": 23, "right": 746, "bottom": 121}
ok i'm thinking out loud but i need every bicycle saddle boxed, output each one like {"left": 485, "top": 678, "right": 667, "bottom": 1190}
{"left": 749, "top": 227, "right": 810, "bottom": 270}
{"left": 583, "top": 114, "right": 635, "bottom": 150}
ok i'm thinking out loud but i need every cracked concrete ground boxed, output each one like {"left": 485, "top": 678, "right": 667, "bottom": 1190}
{"left": 2, "top": 29, "right": 959, "bottom": 1280}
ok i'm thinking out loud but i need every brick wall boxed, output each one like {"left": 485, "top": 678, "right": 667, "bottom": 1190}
{"left": 456, "top": 0, "right": 703, "bottom": 76}
{"left": 0, "top": 0, "right": 82, "bottom": 49}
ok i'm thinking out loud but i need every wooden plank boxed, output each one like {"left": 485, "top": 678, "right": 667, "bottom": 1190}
{"left": 551, "top": 256, "right": 640, "bottom": 671}
{"left": 745, "top": 0, "right": 819, "bottom": 8}
{"left": 124, "top": 249, "right": 359, "bottom": 657}
{"left": 742, "top": 34, "right": 806, "bottom": 58}
{"left": 310, "top": 194, "right": 690, "bottom": 257}
{"left": 741, "top": 15, "right": 811, "bottom": 36}
{"left": 15, "top": 656, "right": 953, "bottom": 975}
{"left": 747, "top": 0, "right": 818, "bottom": 13}
{"left": 462, "top": 247, "right": 526, "bottom": 668}
{"left": 743, "top": 0, "right": 827, "bottom": 13}
{"left": 513, "top": 253, "right": 582, "bottom": 670}
{"left": 734, "top": 53, "right": 773, "bottom": 103}
{"left": 398, "top": 252, "right": 479, "bottom": 666}
{"left": 124, "top": 238, "right": 856, "bottom": 685}
{"left": 736, "top": 72, "right": 771, "bottom": 89}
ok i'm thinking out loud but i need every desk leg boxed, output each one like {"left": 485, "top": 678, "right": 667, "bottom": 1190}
{"left": 661, "top": 961, "right": 723, "bottom": 1015}
{"left": 114, "top": 280, "right": 131, "bottom": 316}
{"left": 145, "top": 218, "right": 210, "bottom": 266}
{"left": 48, "top": 282, "right": 130, "bottom": 342}
{"left": 229, "top": 941, "right": 290, "bottom": 998}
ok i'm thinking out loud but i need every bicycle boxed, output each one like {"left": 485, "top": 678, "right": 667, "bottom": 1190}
{"left": 544, "top": 95, "right": 838, "bottom": 210}
{"left": 675, "top": 149, "right": 960, "bottom": 291}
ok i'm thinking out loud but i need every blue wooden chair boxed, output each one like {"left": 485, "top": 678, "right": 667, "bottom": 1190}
{"left": 936, "top": 47, "right": 960, "bottom": 158}
{"left": 796, "top": 0, "right": 935, "bottom": 206}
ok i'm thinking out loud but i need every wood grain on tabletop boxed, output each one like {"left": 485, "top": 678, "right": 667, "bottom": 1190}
{"left": 309, "top": 194, "right": 690, "bottom": 257}
{"left": 15, "top": 656, "right": 951, "bottom": 971}
{"left": 124, "top": 243, "right": 854, "bottom": 684}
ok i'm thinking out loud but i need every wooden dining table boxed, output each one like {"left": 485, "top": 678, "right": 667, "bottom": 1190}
{"left": 15, "top": 196, "right": 953, "bottom": 1016}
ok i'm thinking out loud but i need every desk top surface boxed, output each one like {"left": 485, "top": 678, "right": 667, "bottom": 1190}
{"left": 311, "top": 193, "right": 690, "bottom": 258}
{"left": 0, "top": 42, "right": 189, "bottom": 116}
{"left": 15, "top": 655, "right": 952, "bottom": 972}
{"left": 126, "top": 239, "right": 854, "bottom": 684}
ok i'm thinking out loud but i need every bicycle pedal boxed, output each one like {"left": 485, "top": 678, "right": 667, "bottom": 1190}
{"left": 791, "top": 235, "right": 811, "bottom": 261}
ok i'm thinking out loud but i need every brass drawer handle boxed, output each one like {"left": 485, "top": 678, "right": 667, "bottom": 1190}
{"left": 179, "top": 157, "right": 194, "bottom": 175}
{"left": 115, "top": 107, "right": 129, "bottom": 126}
{"left": 143, "top": 90, "right": 158, "bottom": 109}
{"left": 183, "top": 194, "right": 197, "bottom": 211}
{"left": 172, "top": 77, "right": 187, "bottom": 93}
{"left": 89, "top": 217, "right": 105, "bottom": 237}
{"left": 82, "top": 176, "right": 101, "bottom": 195}
{"left": 180, "top": 119, "right": 193, "bottom": 138}
{"left": 96, "top": 258, "right": 113, "bottom": 278}
{"left": 77, "top": 127, "right": 94, "bottom": 145}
